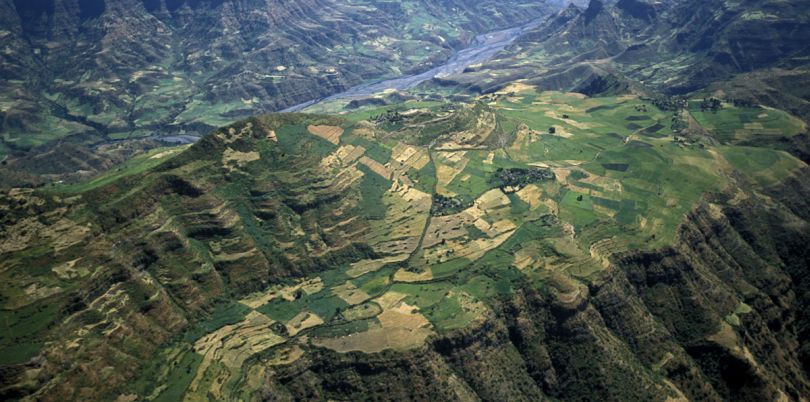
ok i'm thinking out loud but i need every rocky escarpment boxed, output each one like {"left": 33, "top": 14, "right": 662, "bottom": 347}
{"left": 255, "top": 170, "right": 810, "bottom": 401}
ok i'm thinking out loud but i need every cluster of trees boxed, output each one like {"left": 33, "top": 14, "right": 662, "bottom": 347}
{"left": 649, "top": 97, "right": 688, "bottom": 111}
{"left": 729, "top": 98, "right": 757, "bottom": 108}
{"left": 671, "top": 114, "right": 688, "bottom": 133}
{"left": 699, "top": 97, "right": 722, "bottom": 112}
{"left": 431, "top": 194, "right": 473, "bottom": 216}
{"left": 537, "top": 213, "right": 559, "bottom": 226}
{"left": 372, "top": 110, "right": 404, "bottom": 124}
{"left": 490, "top": 167, "right": 555, "bottom": 192}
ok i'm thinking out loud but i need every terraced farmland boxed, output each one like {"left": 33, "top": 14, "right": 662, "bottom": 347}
{"left": 1, "top": 85, "right": 806, "bottom": 400}
{"left": 149, "top": 89, "right": 803, "bottom": 398}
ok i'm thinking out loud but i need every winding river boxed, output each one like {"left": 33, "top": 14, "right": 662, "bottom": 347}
{"left": 158, "top": 19, "right": 540, "bottom": 144}
{"left": 281, "top": 18, "right": 542, "bottom": 113}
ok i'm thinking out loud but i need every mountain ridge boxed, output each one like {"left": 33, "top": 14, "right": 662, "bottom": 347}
{"left": 437, "top": 0, "right": 810, "bottom": 98}
{"left": 1, "top": 1, "right": 810, "bottom": 401}
{"left": 2, "top": 87, "right": 809, "bottom": 399}
{"left": 0, "top": 0, "right": 558, "bottom": 149}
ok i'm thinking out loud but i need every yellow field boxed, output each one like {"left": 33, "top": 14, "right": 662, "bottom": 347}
{"left": 239, "top": 277, "right": 324, "bottom": 309}
{"left": 189, "top": 311, "right": 285, "bottom": 394}
{"left": 434, "top": 151, "right": 469, "bottom": 194}
{"left": 307, "top": 124, "right": 344, "bottom": 144}
{"left": 346, "top": 255, "right": 408, "bottom": 278}
{"left": 332, "top": 282, "right": 372, "bottom": 305}
{"left": 222, "top": 148, "right": 260, "bottom": 171}
{"left": 366, "top": 182, "right": 431, "bottom": 256}
{"left": 285, "top": 311, "right": 324, "bottom": 336}
{"left": 312, "top": 292, "right": 433, "bottom": 353}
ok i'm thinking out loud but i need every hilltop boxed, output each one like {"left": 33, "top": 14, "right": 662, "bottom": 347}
{"left": 2, "top": 88, "right": 809, "bottom": 400}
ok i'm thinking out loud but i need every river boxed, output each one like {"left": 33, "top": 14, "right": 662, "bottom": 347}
{"left": 281, "top": 18, "right": 542, "bottom": 113}
{"left": 155, "top": 19, "right": 540, "bottom": 145}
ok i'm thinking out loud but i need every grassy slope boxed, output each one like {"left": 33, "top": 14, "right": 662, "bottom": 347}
{"left": 2, "top": 89, "right": 806, "bottom": 400}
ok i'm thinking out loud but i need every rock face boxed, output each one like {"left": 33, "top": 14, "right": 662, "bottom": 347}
{"left": 0, "top": 0, "right": 556, "bottom": 150}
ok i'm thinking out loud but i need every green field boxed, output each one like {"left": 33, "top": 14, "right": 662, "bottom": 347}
{"left": 720, "top": 146, "right": 804, "bottom": 187}
{"left": 55, "top": 146, "right": 190, "bottom": 193}
{"left": 37, "top": 93, "right": 807, "bottom": 344}
{"left": 691, "top": 103, "right": 805, "bottom": 144}
{"left": 5, "top": 87, "right": 806, "bottom": 400}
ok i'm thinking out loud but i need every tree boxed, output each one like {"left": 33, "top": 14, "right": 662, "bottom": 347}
{"left": 548, "top": 126, "right": 556, "bottom": 134}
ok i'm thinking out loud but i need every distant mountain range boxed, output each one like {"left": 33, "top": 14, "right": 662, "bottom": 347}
{"left": 444, "top": 0, "right": 810, "bottom": 114}
{"left": 0, "top": 0, "right": 556, "bottom": 149}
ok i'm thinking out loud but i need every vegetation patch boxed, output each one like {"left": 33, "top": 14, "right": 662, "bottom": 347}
{"left": 602, "top": 163, "right": 629, "bottom": 172}
{"left": 357, "top": 164, "right": 391, "bottom": 219}
{"left": 489, "top": 167, "right": 555, "bottom": 192}
{"left": 431, "top": 193, "right": 474, "bottom": 216}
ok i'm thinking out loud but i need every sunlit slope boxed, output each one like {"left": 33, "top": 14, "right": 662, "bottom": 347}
{"left": 0, "top": 87, "right": 806, "bottom": 400}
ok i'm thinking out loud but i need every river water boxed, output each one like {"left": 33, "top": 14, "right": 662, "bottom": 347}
{"left": 153, "top": 19, "right": 540, "bottom": 145}
{"left": 281, "top": 18, "right": 542, "bottom": 113}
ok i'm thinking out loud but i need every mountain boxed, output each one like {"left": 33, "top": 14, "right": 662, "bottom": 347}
{"left": 2, "top": 0, "right": 810, "bottom": 401}
{"left": 414, "top": 0, "right": 810, "bottom": 163}
{"left": 442, "top": 0, "right": 810, "bottom": 104}
{"left": 0, "top": 0, "right": 557, "bottom": 154}
{"left": 2, "top": 88, "right": 809, "bottom": 400}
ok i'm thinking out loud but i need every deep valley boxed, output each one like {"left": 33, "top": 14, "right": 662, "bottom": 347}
{"left": 1, "top": 1, "right": 810, "bottom": 401}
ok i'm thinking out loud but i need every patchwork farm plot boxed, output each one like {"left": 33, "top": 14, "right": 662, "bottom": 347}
{"left": 119, "top": 87, "right": 805, "bottom": 400}
{"left": 690, "top": 101, "right": 805, "bottom": 144}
